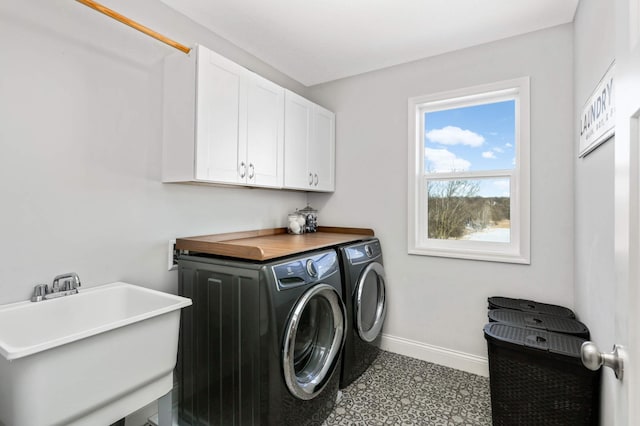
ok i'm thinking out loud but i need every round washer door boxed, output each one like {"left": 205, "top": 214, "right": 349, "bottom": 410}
{"left": 355, "top": 262, "right": 386, "bottom": 343}
{"left": 282, "top": 283, "right": 346, "bottom": 400}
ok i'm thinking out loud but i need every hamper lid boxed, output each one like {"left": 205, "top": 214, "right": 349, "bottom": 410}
{"left": 487, "top": 296, "right": 576, "bottom": 319}
{"left": 488, "top": 309, "right": 589, "bottom": 338}
{"left": 483, "top": 322, "right": 586, "bottom": 359}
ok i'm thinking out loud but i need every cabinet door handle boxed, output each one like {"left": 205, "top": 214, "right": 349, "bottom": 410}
{"left": 308, "top": 172, "right": 313, "bottom": 185}
{"left": 239, "top": 161, "right": 246, "bottom": 178}
{"left": 248, "top": 163, "right": 255, "bottom": 179}
{"left": 314, "top": 174, "right": 318, "bottom": 186}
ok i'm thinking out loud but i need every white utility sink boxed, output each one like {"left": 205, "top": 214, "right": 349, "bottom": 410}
{"left": 0, "top": 282, "right": 191, "bottom": 426}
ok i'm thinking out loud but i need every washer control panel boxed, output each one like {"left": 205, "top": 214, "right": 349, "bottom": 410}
{"left": 272, "top": 250, "right": 338, "bottom": 290}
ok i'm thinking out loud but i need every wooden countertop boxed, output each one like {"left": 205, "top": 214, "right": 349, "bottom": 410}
{"left": 176, "top": 226, "right": 375, "bottom": 261}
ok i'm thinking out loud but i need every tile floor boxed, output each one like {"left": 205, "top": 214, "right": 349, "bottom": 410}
{"left": 322, "top": 351, "right": 492, "bottom": 426}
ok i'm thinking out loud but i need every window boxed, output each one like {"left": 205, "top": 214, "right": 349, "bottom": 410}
{"left": 408, "top": 78, "right": 530, "bottom": 263}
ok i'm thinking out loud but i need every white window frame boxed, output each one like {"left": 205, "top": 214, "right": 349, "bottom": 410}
{"left": 408, "top": 77, "right": 530, "bottom": 264}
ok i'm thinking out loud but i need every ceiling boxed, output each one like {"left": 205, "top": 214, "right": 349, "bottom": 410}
{"left": 159, "top": 0, "right": 579, "bottom": 87}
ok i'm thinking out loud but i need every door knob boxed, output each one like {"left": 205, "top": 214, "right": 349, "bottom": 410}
{"left": 580, "top": 341, "right": 624, "bottom": 379}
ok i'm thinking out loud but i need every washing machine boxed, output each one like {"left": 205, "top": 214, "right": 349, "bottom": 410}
{"left": 338, "top": 238, "right": 387, "bottom": 389}
{"left": 176, "top": 249, "right": 346, "bottom": 425}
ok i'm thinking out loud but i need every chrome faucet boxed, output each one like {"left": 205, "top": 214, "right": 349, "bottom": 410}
{"left": 52, "top": 272, "right": 81, "bottom": 292}
{"left": 31, "top": 272, "right": 81, "bottom": 302}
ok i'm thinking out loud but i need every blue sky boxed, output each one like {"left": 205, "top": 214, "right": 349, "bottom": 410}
{"left": 424, "top": 99, "right": 515, "bottom": 197}
{"left": 424, "top": 100, "right": 515, "bottom": 172}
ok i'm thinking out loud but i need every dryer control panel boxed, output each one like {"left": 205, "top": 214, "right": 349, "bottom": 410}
{"left": 345, "top": 240, "right": 382, "bottom": 265}
{"left": 272, "top": 250, "right": 339, "bottom": 290}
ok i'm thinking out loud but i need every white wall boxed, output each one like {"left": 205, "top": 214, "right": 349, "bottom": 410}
{"left": 572, "top": 0, "right": 616, "bottom": 422}
{"left": 0, "top": 1, "right": 309, "bottom": 305}
{"left": 308, "top": 24, "right": 575, "bottom": 373}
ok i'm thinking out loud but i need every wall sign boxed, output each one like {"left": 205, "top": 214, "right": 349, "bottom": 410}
{"left": 579, "top": 62, "right": 615, "bottom": 157}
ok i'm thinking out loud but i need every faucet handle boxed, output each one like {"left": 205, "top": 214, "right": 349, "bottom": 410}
{"left": 31, "top": 284, "right": 49, "bottom": 302}
{"left": 68, "top": 275, "right": 81, "bottom": 290}
{"left": 62, "top": 278, "right": 80, "bottom": 291}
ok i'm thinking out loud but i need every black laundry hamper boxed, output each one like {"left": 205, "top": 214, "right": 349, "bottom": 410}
{"left": 488, "top": 308, "right": 590, "bottom": 339}
{"left": 488, "top": 296, "right": 576, "bottom": 319}
{"left": 484, "top": 322, "right": 600, "bottom": 426}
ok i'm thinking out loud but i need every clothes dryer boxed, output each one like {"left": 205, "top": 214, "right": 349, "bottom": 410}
{"left": 338, "top": 238, "right": 387, "bottom": 389}
{"left": 176, "top": 249, "right": 346, "bottom": 425}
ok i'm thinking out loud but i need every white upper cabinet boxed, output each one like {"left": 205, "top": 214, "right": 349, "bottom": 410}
{"left": 163, "top": 44, "right": 284, "bottom": 188}
{"left": 243, "top": 74, "right": 284, "bottom": 188}
{"left": 283, "top": 90, "right": 335, "bottom": 192}
{"left": 310, "top": 104, "right": 336, "bottom": 192}
{"left": 194, "top": 46, "right": 245, "bottom": 183}
{"left": 283, "top": 91, "right": 313, "bottom": 189}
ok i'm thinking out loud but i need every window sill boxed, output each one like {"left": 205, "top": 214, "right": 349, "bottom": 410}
{"left": 408, "top": 246, "right": 530, "bottom": 264}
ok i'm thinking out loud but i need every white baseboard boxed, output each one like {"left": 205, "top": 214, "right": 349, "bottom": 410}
{"left": 380, "top": 333, "right": 489, "bottom": 377}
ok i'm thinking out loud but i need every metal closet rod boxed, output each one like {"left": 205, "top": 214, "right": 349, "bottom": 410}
{"left": 76, "top": 0, "right": 191, "bottom": 54}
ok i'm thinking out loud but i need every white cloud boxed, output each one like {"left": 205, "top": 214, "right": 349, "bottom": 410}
{"left": 505, "top": 143, "right": 513, "bottom": 148}
{"left": 425, "top": 148, "right": 471, "bottom": 172}
{"left": 482, "top": 151, "right": 496, "bottom": 159}
{"left": 426, "top": 126, "right": 485, "bottom": 147}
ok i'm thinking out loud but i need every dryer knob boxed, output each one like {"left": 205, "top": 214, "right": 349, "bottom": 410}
{"left": 364, "top": 245, "right": 373, "bottom": 257}
{"left": 306, "top": 259, "right": 318, "bottom": 277}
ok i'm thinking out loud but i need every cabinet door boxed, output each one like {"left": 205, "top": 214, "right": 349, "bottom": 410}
{"left": 244, "top": 74, "right": 284, "bottom": 188}
{"left": 284, "top": 90, "right": 312, "bottom": 189}
{"left": 195, "top": 46, "right": 246, "bottom": 183}
{"left": 309, "top": 105, "right": 335, "bottom": 192}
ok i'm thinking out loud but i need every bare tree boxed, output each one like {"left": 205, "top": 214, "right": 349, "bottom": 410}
{"left": 428, "top": 179, "right": 480, "bottom": 239}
